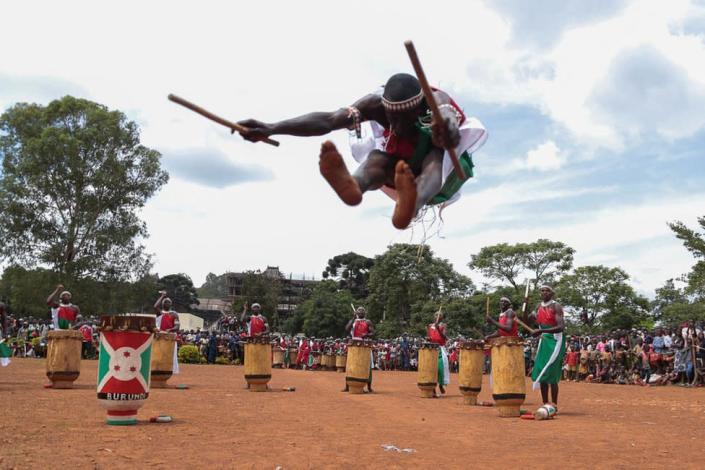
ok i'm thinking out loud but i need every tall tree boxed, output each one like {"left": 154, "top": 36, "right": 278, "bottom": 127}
{"left": 198, "top": 272, "right": 229, "bottom": 298}
{"left": 669, "top": 217, "right": 705, "bottom": 300}
{"left": 321, "top": 252, "right": 374, "bottom": 299}
{"left": 0, "top": 96, "right": 167, "bottom": 281}
{"left": 468, "top": 243, "right": 525, "bottom": 292}
{"left": 367, "top": 244, "right": 474, "bottom": 337}
{"left": 469, "top": 239, "right": 574, "bottom": 293}
{"left": 232, "top": 270, "right": 282, "bottom": 329}
{"left": 557, "top": 265, "right": 649, "bottom": 329}
{"left": 295, "top": 281, "right": 354, "bottom": 338}
{"left": 157, "top": 273, "right": 199, "bottom": 312}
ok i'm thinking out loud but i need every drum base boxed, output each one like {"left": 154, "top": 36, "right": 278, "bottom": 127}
{"left": 463, "top": 395, "right": 478, "bottom": 406}
{"left": 106, "top": 409, "right": 138, "bottom": 426}
{"left": 47, "top": 371, "right": 79, "bottom": 389}
{"left": 248, "top": 383, "right": 269, "bottom": 392}
{"left": 418, "top": 386, "right": 436, "bottom": 398}
{"left": 497, "top": 405, "right": 521, "bottom": 417}
{"left": 347, "top": 383, "right": 365, "bottom": 394}
{"left": 151, "top": 371, "right": 172, "bottom": 389}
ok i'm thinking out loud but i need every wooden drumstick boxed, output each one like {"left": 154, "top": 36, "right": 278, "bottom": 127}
{"left": 515, "top": 317, "right": 537, "bottom": 335}
{"left": 404, "top": 40, "right": 466, "bottom": 180}
{"left": 168, "top": 94, "right": 280, "bottom": 147}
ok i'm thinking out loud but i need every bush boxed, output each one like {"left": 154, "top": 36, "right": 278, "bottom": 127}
{"left": 177, "top": 345, "right": 201, "bottom": 364}
{"left": 215, "top": 356, "right": 231, "bottom": 365}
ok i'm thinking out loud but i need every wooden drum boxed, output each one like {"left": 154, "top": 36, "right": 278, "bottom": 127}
{"left": 490, "top": 336, "right": 526, "bottom": 417}
{"left": 335, "top": 353, "right": 347, "bottom": 372}
{"left": 150, "top": 331, "right": 177, "bottom": 388}
{"left": 417, "top": 343, "right": 439, "bottom": 398}
{"left": 325, "top": 353, "right": 336, "bottom": 371}
{"left": 46, "top": 330, "right": 83, "bottom": 389}
{"left": 244, "top": 336, "right": 272, "bottom": 392}
{"left": 97, "top": 314, "right": 155, "bottom": 425}
{"left": 459, "top": 340, "right": 485, "bottom": 405}
{"left": 288, "top": 347, "right": 299, "bottom": 368}
{"left": 345, "top": 340, "right": 372, "bottom": 394}
{"left": 272, "top": 346, "right": 285, "bottom": 368}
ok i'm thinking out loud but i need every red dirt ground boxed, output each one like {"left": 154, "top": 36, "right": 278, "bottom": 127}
{"left": 1, "top": 359, "right": 704, "bottom": 469}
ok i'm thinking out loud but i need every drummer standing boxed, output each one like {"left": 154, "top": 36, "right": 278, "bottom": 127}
{"left": 154, "top": 291, "right": 181, "bottom": 374}
{"left": 46, "top": 284, "right": 80, "bottom": 330}
{"left": 343, "top": 307, "right": 374, "bottom": 393}
{"left": 427, "top": 311, "right": 450, "bottom": 395}
{"left": 240, "top": 302, "right": 269, "bottom": 337}
{"left": 525, "top": 285, "right": 566, "bottom": 410}
{"left": 154, "top": 291, "right": 181, "bottom": 332}
{"left": 484, "top": 297, "right": 518, "bottom": 341}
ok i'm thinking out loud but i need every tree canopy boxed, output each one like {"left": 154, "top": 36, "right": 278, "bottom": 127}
{"left": 0, "top": 96, "right": 167, "bottom": 282}
{"left": 469, "top": 239, "right": 574, "bottom": 293}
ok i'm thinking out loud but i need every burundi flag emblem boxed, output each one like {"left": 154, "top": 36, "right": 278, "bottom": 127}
{"left": 97, "top": 329, "right": 153, "bottom": 425}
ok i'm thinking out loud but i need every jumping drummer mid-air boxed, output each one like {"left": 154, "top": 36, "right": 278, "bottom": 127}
{"left": 235, "top": 72, "right": 487, "bottom": 229}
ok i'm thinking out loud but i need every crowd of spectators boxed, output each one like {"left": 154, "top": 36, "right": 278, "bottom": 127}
{"left": 4, "top": 310, "right": 703, "bottom": 387}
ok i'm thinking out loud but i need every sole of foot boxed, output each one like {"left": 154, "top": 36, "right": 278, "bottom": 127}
{"left": 391, "top": 161, "right": 417, "bottom": 229}
{"left": 319, "top": 141, "right": 362, "bottom": 206}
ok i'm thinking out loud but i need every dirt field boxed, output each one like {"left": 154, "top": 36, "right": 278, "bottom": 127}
{"left": 1, "top": 359, "right": 704, "bottom": 469}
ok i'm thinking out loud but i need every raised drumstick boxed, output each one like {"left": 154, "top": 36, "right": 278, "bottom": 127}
{"left": 404, "top": 41, "right": 466, "bottom": 180}
{"left": 168, "top": 94, "right": 280, "bottom": 147}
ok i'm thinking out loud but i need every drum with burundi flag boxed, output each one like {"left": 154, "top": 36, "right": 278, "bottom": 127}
{"left": 97, "top": 314, "right": 156, "bottom": 425}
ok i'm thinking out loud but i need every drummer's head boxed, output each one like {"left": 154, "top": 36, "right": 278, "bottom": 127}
{"left": 355, "top": 307, "right": 366, "bottom": 318}
{"left": 499, "top": 297, "right": 511, "bottom": 310}
{"left": 539, "top": 285, "right": 554, "bottom": 301}
{"left": 162, "top": 297, "right": 172, "bottom": 310}
{"left": 435, "top": 310, "right": 444, "bottom": 322}
{"left": 59, "top": 291, "right": 72, "bottom": 304}
{"left": 251, "top": 303, "right": 261, "bottom": 313}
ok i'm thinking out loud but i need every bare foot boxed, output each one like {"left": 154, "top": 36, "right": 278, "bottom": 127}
{"left": 392, "top": 161, "right": 417, "bottom": 229}
{"left": 319, "top": 141, "right": 362, "bottom": 206}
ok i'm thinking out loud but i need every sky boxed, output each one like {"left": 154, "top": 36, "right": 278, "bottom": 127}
{"left": 1, "top": 0, "right": 705, "bottom": 297}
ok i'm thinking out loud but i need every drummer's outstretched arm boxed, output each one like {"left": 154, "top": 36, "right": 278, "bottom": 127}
{"left": 153, "top": 293, "right": 166, "bottom": 314}
{"left": 47, "top": 284, "right": 62, "bottom": 306}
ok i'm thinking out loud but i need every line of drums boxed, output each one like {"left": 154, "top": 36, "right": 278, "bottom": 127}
{"left": 43, "top": 314, "right": 527, "bottom": 424}
{"left": 250, "top": 336, "right": 528, "bottom": 417}
{"left": 271, "top": 347, "right": 347, "bottom": 372}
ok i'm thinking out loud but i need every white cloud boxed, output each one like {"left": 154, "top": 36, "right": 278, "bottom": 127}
{"left": 526, "top": 140, "right": 564, "bottom": 171}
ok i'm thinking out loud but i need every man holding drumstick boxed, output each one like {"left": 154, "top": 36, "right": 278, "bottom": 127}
{"left": 236, "top": 73, "right": 487, "bottom": 229}
{"left": 343, "top": 307, "right": 375, "bottom": 393}
{"left": 485, "top": 297, "right": 518, "bottom": 341}
{"left": 525, "top": 285, "right": 566, "bottom": 411}
{"left": 427, "top": 310, "right": 450, "bottom": 396}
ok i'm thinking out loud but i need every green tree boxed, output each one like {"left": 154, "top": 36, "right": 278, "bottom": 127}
{"left": 295, "top": 281, "right": 354, "bottom": 338}
{"left": 367, "top": 244, "right": 474, "bottom": 337}
{"left": 557, "top": 265, "right": 649, "bottom": 329}
{"left": 469, "top": 239, "right": 574, "bottom": 294}
{"left": 198, "top": 272, "right": 229, "bottom": 298}
{"left": 321, "top": 252, "right": 374, "bottom": 299}
{"left": 669, "top": 216, "right": 705, "bottom": 299}
{"left": 233, "top": 270, "right": 282, "bottom": 329}
{"left": 0, "top": 96, "right": 167, "bottom": 281}
{"left": 157, "top": 273, "right": 199, "bottom": 312}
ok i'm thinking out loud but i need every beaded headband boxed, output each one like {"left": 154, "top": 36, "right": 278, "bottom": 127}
{"left": 382, "top": 90, "right": 424, "bottom": 112}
